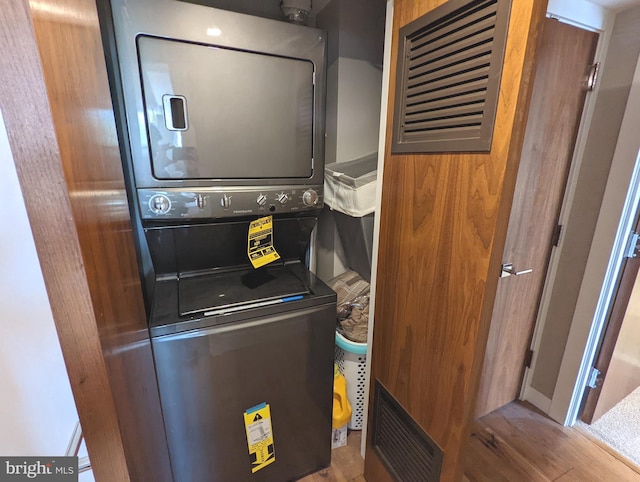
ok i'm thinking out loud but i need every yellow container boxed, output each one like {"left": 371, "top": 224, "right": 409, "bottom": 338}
{"left": 332, "top": 364, "right": 352, "bottom": 429}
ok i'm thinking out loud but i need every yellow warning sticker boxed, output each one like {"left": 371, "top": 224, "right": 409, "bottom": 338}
{"left": 248, "top": 215, "right": 281, "bottom": 269}
{"left": 244, "top": 402, "right": 276, "bottom": 473}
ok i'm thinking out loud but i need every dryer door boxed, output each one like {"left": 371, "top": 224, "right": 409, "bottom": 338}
{"left": 138, "top": 35, "right": 314, "bottom": 180}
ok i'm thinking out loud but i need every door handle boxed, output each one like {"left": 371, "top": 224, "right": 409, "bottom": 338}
{"left": 584, "top": 62, "right": 600, "bottom": 91}
{"left": 501, "top": 263, "right": 533, "bottom": 278}
{"left": 162, "top": 94, "right": 189, "bottom": 131}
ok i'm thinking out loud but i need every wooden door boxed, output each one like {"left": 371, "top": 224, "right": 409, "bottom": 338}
{"left": 581, "top": 214, "right": 640, "bottom": 423}
{"left": 0, "top": 1, "right": 173, "bottom": 480}
{"left": 363, "top": 1, "right": 548, "bottom": 481}
{"left": 474, "top": 19, "right": 598, "bottom": 418}
{"left": 0, "top": 3, "right": 131, "bottom": 481}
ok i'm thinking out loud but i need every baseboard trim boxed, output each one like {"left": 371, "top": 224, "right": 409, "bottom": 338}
{"left": 521, "top": 385, "right": 552, "bottom": 414}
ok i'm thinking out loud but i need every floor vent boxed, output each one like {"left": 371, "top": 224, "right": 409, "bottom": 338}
{"left": 371, "top": 380, "right": 443, "bottom": 482}
{"left": 392, "top": 0, "right": 512, "bottom": 153}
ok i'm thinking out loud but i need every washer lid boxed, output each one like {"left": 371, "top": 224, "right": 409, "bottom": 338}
{"left": 178, "top": 264, "right": 309, "bottom": 317}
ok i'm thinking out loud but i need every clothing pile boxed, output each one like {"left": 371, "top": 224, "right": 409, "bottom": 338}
{"left": 327, "top": 269, "right": 370, "bottom": 343}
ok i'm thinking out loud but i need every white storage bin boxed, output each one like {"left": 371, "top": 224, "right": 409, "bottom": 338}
{"left": 325, "top": 153, "right": 378, "bottom": 281}
{"left": 334, "top": 332, "right": 367, "bottom": 430}
{"left": 324, "top": 153, "right": 378, "bottom": 217}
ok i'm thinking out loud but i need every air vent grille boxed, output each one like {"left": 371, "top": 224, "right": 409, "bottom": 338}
{"left": 392, "top": 0, "right": 512, "bottom": 153}
{"left": 371, "top": 381, "right": 443, "bottom": 482}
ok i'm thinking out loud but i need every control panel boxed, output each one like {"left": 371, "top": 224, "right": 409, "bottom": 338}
{"left": 138, "top": 186, "right": 323, "bottom": 220}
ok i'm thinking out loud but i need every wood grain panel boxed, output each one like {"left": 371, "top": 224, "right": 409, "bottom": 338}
{"left": 25, "top": 0, "right": 171, "bottom": 480}
{"left": 464, "top": 402, "right": 640, "bottom": 481}
{"left": 466, "top": 427, "right": 550, "bottom": 481}
{"left": 0, "top": 3, "right": 130, "bottom": 481}
{"left": 475, "top": 19, "right": 598, "bottom": 418}
{"left": 364, "top": 1, "right": 548, "bottom": 481}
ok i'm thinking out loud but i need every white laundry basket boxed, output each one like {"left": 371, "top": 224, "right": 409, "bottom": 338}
{"left": 334, "top": 332, "right": 367, "bottom": 430}
{"left": 324, "top": 154, "right": 378, "bottom": 281}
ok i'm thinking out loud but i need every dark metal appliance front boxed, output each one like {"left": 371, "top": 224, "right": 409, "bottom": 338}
{"left": 99, "top": 2, "right": 334, "bottom": 481}
{"left": 107, "top": 0, "right": 327, "bottom": 221}
{"left": 145, "top": 219, "right": 336, "bottom": 482}
{"left": 148, "top": 230, "right": 336, "bottom": 481}
{"left": 100, "top": 0, "right": 329, "bottom": 309}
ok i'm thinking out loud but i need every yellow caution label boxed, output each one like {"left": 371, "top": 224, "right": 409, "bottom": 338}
{"left": 244, "top": 402, "right": 276, "bottom": 473}
{"left": 248, "top": 215, "right": 281, "bottom": 268}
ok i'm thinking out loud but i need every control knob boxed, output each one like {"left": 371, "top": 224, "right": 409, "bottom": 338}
{"left": 195, "top": 194, "right": 208, "bottom": 209}
{"left": 149, "top": 194, "right": 171, "bottom": 215}
{"left": 276, "top": 192, "right": 290, "bottom": 205}
{"left": 256, "top": 193, "right": 268, "bottom": 207}
{"left": 302, "top": 189, "right": 319, "bottom": 207}
{"left": 220, "top": 194, "right": 232, "bottom": 209}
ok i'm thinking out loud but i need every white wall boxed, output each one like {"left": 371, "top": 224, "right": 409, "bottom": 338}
{"left": 0, "top": 109, "right": 84, "bottom": 463}
{"left": 547, "top": 0, "right": 610, "bottom": 30}
{"left": 314, "top": 0, "right": 385, "bottom": 282}
{"left": 334, "top": 58, "right": 382, "bottom": 163}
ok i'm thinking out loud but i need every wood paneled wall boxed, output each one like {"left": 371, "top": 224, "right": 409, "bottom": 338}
{"left": 1, "top": 1, "right": 171, "bottom": 481}
{"left": 0, "top": 2, "right": 130, "bottom": 481}
{"left": 28, "top": 0, "right": 173, "bottom": 480}
{"left": 364, "top": 1, "right": 548, "bottom": 481}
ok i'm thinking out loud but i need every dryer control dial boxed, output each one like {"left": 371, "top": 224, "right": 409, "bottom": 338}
{"left": 149, "top": 194, "right": 171, "bottom": 215}
{"left": 256, "top": 193, "right": 268, "bottom": 206}
{"left": 302, "top": 189, "right": 319, "bottom": 207}
{"left": 220, "top": 194, "right": 232, "bottom": 208}
{"left": 195, "top": 194, "right": 208, "bottom": 209}
{"left": 276, "top": 192, "right": 290, "bottom": 205}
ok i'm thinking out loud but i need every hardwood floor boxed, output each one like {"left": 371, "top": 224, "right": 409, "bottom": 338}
{"left": 299, "top": 431, "right": 365, "bottom": 482}
{"left": 300, "top": 402, "right": 640, "bottom": 481}
{"left": 464, "top": 401, "right": 640, "bottom": 482}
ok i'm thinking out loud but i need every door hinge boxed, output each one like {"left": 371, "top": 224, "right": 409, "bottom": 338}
{"left": 552, "top": 224, "right": 563, "bottom": 247}
{"left": 624, "top": 231, "right": 640, "bottom": 258}
{"left": 586, "top": 367, "right": 601, "bottom": 389}
{"left": 584, "top": 62, "right": 600, "bottom": 91}
{"left": 524, "top": 349, "right": 534, "bottom": 368}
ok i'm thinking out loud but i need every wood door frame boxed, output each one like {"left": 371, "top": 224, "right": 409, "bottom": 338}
{"left": 360, "top": 0, "right": 394, "bottom": 457}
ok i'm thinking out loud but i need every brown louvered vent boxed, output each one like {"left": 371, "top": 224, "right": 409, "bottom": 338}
{"left": 371, "top": 380, "right": 443, "bottom": 482}
{"left": 392, "top": 0, "right": 512, "bottom": 153}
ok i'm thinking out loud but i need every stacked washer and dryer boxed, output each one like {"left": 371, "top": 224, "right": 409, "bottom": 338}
{"left": 99, "top": 1, "right": 336, "bottom": 480}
